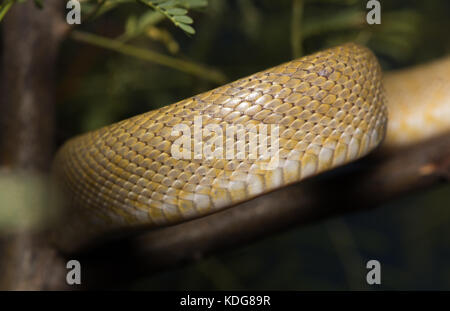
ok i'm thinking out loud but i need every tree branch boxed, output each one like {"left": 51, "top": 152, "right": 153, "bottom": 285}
{"left": 0, "top": 0, "right": 69, "bottom": 290}
{"left": 77, "top": 132, "right": 450, "bottom": 289}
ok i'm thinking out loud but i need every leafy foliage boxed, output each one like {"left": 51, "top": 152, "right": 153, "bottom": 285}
{"left": 137, "top": 0, "right": 207, "bottom": 35}
{"left": 80, "top": 0, "right": 208, "bottom": 35}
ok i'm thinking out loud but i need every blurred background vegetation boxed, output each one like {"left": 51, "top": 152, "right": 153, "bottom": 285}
{"left": 8, "top": 0, "right": 450, "bottom": 289}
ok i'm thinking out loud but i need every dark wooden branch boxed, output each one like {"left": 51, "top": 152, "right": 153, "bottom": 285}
{"left": 0, "top": 0, "right": 66, "bottom": 171}
{"left": 0, "top": 0, "right": 68, "bottom": 290}
{"left": 78, "top": 132, "right": 450, "bottom": 289}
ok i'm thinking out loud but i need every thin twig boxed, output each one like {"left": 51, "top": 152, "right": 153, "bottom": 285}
{"left": 291, "top": 0, "right": 304, "bottom": 58}
{"left": 70, "top": 30, "right": 226, "bottom": 84}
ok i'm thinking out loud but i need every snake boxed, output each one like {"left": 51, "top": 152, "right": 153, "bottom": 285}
{"left": 51, "top": 43, "right": 449, "bottom": 250}
{"left": 383, "top": 55, "right": 450, "bottom": 147}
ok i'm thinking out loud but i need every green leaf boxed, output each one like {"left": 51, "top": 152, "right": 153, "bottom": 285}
{"left": 178, "top": 23, "right": 195, "bottom": 34}
{"left": 166, "top": 8, "right": 188, "bottom": 15}
{"left": 173, "top": 15, "right": 193, "bottom": 24}
{"left": 159, "top": 0, "right": 177, "bottom": 8}
{"left": 138, "top": 0, "right": 204, "bottom": 35}
{"left": 180, "top": 0, "right": 207, "bottom": 8}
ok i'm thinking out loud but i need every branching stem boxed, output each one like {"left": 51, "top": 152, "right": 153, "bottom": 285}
{"left": 71, "top": 30, "right": 226, "bottom": 84}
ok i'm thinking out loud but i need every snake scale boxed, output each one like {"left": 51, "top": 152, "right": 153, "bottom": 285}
{"left": 52, "top": 43, "right": 390, "bottom": 247}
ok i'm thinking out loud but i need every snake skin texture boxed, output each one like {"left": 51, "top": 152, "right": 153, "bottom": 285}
{"left": 52, "top": 43, "right": 387, "bottom": 244}
{"left": 384, "top": 56, "right": 450, "bottom": 147}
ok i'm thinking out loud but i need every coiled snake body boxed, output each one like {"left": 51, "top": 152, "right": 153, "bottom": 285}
{"left": 53, "top": 43, "right": 392, "bottom": 248}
